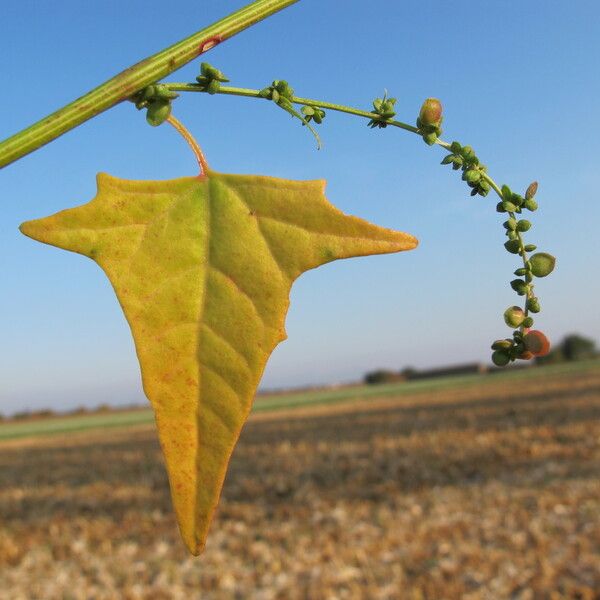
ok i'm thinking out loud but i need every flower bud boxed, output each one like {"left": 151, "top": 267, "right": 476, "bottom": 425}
{"left": 504, "top": 306, "right": 525, "bottom": 328}
{"left": 419, "top": 98, "right": 442, "bottom": 126}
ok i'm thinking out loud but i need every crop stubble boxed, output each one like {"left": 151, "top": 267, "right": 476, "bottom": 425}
{"left": 1, "top": 365, "right": 599, "bottom": 599}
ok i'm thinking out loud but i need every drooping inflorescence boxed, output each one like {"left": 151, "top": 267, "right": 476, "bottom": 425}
{"left": 439, "top": 134, "right": 555, "bottom": 365}
{"left": 130, "top": 65, "right": 556, "bottom": 367}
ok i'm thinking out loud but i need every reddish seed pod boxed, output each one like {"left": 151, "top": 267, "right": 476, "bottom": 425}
{"left": 518, "top": 350, "right": 535, "bottom": 361}
{"left": 419, "top": 98, "right": 443, "bottom": 126}
{"left": 523, "top": 330, "right": 551, "bottom": 357}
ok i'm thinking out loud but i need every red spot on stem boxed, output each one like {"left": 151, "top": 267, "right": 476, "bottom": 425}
{"left": 199, "top": 35, "right": 223, "bottom": 54}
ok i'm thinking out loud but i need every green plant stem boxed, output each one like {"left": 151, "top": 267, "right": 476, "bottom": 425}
{"left": 481, "top": 172, "right": 502, "bottom": 197}
{"left": 0, "top": 0, "right": 298, "bottom": 169}
{"left": 481, "top": 172, "right": 534, "bottom": 318}
{"left": 166, "top": 83, "right": 423, "bottom": 135}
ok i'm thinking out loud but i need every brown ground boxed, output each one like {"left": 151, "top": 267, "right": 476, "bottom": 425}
{"left": 1, "top": 366, "right": 599, "bottom": 599}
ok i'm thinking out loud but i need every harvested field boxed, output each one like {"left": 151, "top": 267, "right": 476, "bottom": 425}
{"left": 1, "top": 362, "right": 599, "bottom": 599}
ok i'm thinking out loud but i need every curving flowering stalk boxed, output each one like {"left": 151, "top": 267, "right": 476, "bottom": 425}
{"left": 133, "top": 66, "right": 556, "bottom": 366}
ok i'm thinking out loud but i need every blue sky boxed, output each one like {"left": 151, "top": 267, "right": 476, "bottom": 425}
{"left": 1, "top": 0, "right": 599, "bottom": 414}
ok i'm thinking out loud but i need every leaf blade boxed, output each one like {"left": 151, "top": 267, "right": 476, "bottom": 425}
{"left": 20, "top": 170, "right": 417, "bottom": 554}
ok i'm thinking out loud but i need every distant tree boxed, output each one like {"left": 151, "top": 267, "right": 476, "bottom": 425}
{"left": 536, "top": 333, "right": 597, "bottom": 365}
{"left": 562, "top": 334, "right": 596, "bottom": 361}
{"left": 400, "top": 366, "right": 417, "bottom": 380}
{"left": 364, "top": 369, "right": 404, "bottom": 385}
{"left": 12, "top": 411, "right": 31, "bottom": 421}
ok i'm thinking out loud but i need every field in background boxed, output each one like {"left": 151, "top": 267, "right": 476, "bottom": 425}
{"left": 1, "top": 361, "right": 599, "bottom": 598}
{"left": 1, "top": 359, "right": 598, "bottom": 442}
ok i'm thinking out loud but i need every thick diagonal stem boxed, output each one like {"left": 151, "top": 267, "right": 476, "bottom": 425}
{"left": 0, "top": 0, "right": 298, "bottom": 169}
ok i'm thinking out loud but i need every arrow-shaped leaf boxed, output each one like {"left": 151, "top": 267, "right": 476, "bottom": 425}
{"left": 20, "top": 170, "right": 417, "bottom": 554}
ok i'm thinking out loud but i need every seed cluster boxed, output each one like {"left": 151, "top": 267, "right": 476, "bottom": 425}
{"left": 440, "top": 137, "right": 555, "bottom": 366}
{"left": 130, "top": 84, "right": 179, "bottom": 127}
{"left": 367, "top": 93, "right": 397, "bottom": 128}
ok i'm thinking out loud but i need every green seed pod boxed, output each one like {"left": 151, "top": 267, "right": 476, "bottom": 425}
{"left": 419, "top": 98, "right": 443, "bottom": 126}
{"left": 524, "top": 244, "right": 537, "bottom": 252}
{"left": 516, "top": 220, "right": 531, "bottom": 232}
{"left": 201, "top": 62, "right": 217, "bottom": 78}
{"left": 492, "top": 350, "right": 511, "bottom": 367}
{"left": 271, "top": 89, "right": 280, "bottom": 103}
{"left": 511, "top": 193, "right": 524, "bottom": 207}
{"left": 142, "top": 85, "right": 157, "bottom": 100}
{"left": 146, "top": 100, "right": 171, "bottom": 127}
{"left": 206, "top": 79, "right": 220, "bottom": 95}
{"left": 507, "top": 231, "right": 518, "bottom": 240}
{"left": 502, "top": 201, "right": 518, "bottom": 212}
{"left": 423, "top": 132, "right": 438, "bottom": 145}
{"left": 529, "top": 252, "right": 556, "bottom": 277}
{"left": 514, "top": 267, "right": 528, "bottom": 276}
{"left": 526, "top": 297, "right": 541, "bottom": 313}
{"left": 441, "top": 154, "right": 455, "bottom": 165}
{"left": 492, "top": 339, "right": 513, "bottom": 351}
{"left": 524, "top": 198, "right": 538, "bottom": 211}
{"left": 510, "top": 279, "right": 528, "bottom": 295}
{"left": 496, "top": 202, "right": 507, "bottom": 213}
{"left": 525, "top": 181, "right": 538, "bottom": 199}
{"left": 450, "top": 141, "right": 462, "bottom": 153}
{"left": 313, "top": 109, "right": 325, "bottom": 124}
{"left": 501, "top": 185, "right": 512, "bottom": 202}
{"left": 504, "top": 218, "right": 517, "bottom": 230}
{"left": 522, "top": 317, "right": 534, "bottom": 328}
{"left": 504, "top": 306, "right": 526, "bottom": 328}
{"left": 464, "top": 169, "right": 481, "bottom": 184}
{"left": 504, "top": 239, "right": 521, "bottom": 254}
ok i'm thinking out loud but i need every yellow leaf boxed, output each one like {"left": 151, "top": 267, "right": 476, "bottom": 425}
{"left": 20, "top": 170, "right": 417, "bottom": 554}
